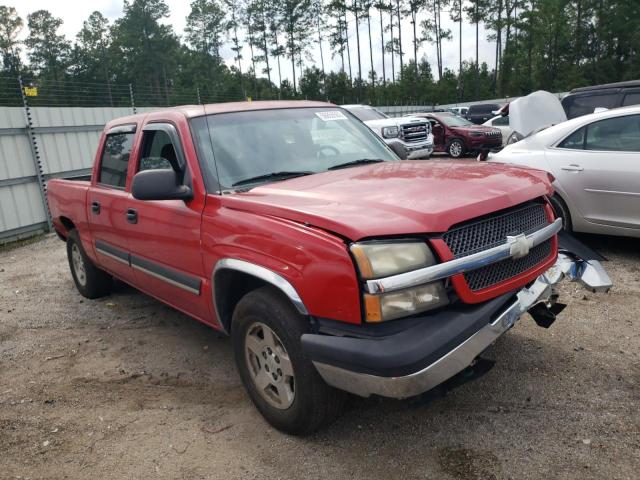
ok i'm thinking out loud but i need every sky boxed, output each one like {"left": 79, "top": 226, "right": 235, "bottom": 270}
{"left": 5, "top": 0, "right": 497, "bottom": 83}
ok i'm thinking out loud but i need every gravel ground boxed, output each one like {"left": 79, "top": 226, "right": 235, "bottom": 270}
{"left": 1, "top": 233, "right": 638, "bottom": 480}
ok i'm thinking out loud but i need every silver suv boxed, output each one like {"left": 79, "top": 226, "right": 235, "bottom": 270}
{"left": 342, "top": 105, "right": 434, "bottom": 159}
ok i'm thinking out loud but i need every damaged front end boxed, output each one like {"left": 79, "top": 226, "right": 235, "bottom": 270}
{"left": 303, "top": 233, "right": 612, "bottom": 400}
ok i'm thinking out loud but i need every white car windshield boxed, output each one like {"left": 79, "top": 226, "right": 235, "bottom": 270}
{"left": 190, "top": 107, "right": 398, "bottom": 190}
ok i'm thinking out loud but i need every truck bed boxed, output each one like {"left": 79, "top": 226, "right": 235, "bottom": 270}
{"left": 47, "top": 178, "right": 91, "bottom": 238}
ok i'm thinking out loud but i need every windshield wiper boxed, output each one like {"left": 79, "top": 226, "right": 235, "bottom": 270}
{"left": 327, "top": 158, "right": 385, "bottom": 170}
{"left": 231, "top": 171, "right": 314, "bottom": 187}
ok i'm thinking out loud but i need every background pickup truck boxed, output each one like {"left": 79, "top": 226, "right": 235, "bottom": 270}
{"left": 47, "top": 101, "right": 611, "bottom": 435}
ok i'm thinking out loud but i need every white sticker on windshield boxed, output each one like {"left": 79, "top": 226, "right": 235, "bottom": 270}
{"left": 315, "top": 111, "right": 348, "bottom": 121}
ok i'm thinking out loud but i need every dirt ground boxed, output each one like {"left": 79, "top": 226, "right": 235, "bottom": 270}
{"left": 0, "top": 233, "right": 638, "bottom": 480}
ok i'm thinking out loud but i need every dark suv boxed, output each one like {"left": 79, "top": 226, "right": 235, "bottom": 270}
{"left": 465, "top": 103, "right": 501, "bottom": 124}
{"left": 411, "top": 112, "right": 502, "bottom": 158}
{"left": 561, "top": 80, "right": 640, "bottom": 119}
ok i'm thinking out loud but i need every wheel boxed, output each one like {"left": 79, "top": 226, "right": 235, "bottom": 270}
{"left": 66, "top": 230, "right": 113, "bottom": 299}
{"left": 231, "top": 286, "right": 345, "bottom": 435}
{"left": 447, "top": 139, "right": 465, "bottom": 158}
{"left": 549, "top": 194, "right": 572, "bottom": 231}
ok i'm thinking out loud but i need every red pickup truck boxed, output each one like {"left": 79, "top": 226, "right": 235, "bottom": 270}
{"left": 47, "top": 101, "right": 611, "bottom": 434}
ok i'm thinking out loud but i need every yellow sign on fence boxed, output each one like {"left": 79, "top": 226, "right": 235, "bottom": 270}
{"left": 23, "top": 87, "right": 38, "bottom": 97}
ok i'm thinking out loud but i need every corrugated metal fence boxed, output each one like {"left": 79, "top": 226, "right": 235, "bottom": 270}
{"left": 0, "top": 106, "right": 137, "bottom": 242}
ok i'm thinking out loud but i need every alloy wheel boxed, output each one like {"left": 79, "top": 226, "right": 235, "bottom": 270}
{"left": 71, "top": 243, "right": 87, "bottom": 286}
{"left": 244, "top": 322, "right": 295, "bottom": 409}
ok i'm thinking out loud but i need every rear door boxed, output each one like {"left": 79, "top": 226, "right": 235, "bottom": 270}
{"left": 87, "top": 125, "right": 137, "bottom": 280}
{"left": 546, "top": 114, "right": 640, "bottom": 230}
{"left": 125, "top": 123, "right": 209, "bottom": 320}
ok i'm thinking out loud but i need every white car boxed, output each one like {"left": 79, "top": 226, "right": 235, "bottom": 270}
{"left": 483, "top": 115, "right": 512, "bottom": 146}
{"left": 449, "top": 106, "right": 469, "bottom": 117}
{"left": 490, "top": 105, "right": 640, "bottom": 238}
{"left": 342, "top": 105, "right": 434, "bottom": 159}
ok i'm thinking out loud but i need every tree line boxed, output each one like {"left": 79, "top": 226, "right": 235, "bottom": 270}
{"left": 0, "top": 0, "right": 638, "bottom": 107}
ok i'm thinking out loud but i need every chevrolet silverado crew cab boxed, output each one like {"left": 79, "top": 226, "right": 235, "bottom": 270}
{"left": 341, "top": 104, "right": 434, "bottom": 158}
{"left": 48, "top": 101, "right": 612, "bottom": 435}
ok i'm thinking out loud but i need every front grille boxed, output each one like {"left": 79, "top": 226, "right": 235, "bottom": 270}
{"left": 484, "top": 130, "right": 502, "bottom": 138}
{"left": 400, "top": 123, "right": 429, "bottom": 142}
{"left": 465, "top": 239, "right": 552, "bottom": 290}
{"left": 442, "top": 202, "right": 551, "bottom": 291}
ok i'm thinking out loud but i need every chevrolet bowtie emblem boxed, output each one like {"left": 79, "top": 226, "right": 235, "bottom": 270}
{"left": 507, "top": 233, "right": 534, "bottom": 259}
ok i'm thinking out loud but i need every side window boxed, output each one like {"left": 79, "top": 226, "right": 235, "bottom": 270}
{"left": 585, "top": 115, "right": 640, "bottom": 152}
{"left": 566, "top": 93, "right": 620, "bottom": 119}
{"left": 622, "top": 92, "right": 640, "bottom": 107}
{"left": 99, "top": 132, "right": 135, "bottom": 188}
{"left": 493, "top": 116, "right": 509, "bottom": 126}
{"left": 558, "top": 127, "right": 586, "bottom": 150}
{"left": 139, "top": 130, "right": 178, "bottom": 172}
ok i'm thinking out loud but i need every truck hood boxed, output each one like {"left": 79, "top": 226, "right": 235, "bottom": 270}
{"left": 364, "top": 116, "right": 426, "bottom": 129}
{"left": 221, "top": 161, "right": 553, "bottom": 240}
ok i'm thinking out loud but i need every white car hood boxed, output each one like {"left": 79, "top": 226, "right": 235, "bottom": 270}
{"left": 509, "top": 90, "right": 567, "bottom": 137}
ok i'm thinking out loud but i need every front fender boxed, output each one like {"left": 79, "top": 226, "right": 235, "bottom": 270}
{"left": 201, "top": 204, "right": 362, "bottom": 326}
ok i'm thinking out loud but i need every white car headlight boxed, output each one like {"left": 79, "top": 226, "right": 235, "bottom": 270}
{"left": 382, "top": 126, "right": 399, "bottom": 138}
{"left": 351, "top": 242, "right": 449, "bottom": 322}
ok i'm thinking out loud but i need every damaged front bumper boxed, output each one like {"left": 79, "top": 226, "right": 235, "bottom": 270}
{"left": 303, "top": 251, "right": 612, "bottom": 399}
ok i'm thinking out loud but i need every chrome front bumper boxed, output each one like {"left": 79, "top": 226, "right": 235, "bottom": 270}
{"left": 312, "top": 253, "right": 612, "bottom": 399}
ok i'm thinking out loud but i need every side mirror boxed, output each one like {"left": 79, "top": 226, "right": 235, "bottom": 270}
{"left": 388, "top": 142, "right": 408, "bottom": 160}
{"left": 131, "top": 169, "right": 192, "bottom": 201}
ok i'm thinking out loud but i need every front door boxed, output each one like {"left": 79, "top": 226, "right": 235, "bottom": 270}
{"left": 124, "top": 123, "right": 209, "bottom": 320}
{"left": 430, "top": 120, "right": 445, "bottom": 151}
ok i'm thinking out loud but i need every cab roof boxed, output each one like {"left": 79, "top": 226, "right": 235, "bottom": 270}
{"left": 105, "top": 100, "right": 336, "bottom": 129}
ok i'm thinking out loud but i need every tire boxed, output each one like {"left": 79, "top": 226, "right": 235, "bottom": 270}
{"left": 231, "top": 286, "right": 345, "bottom": 435}
{"left": 447, "top": 138, "right": 465, "bottom": 158}
{"left": 549, "top": 194, "right": 572, "bottom": 231}
{"left": 66, "top": 230, "right": 113, "bottom": 299}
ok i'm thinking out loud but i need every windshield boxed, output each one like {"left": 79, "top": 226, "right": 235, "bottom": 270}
{"left": 190, "top": 107, "right": 397, "bottom": 191}
{"left": 346, "top": 106, "right": 388, "bottom": 122}
{"left": 439, "top": 115, "right": 474, "bottom": 127}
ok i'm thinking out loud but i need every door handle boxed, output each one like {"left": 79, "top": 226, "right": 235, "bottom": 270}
{"left": 561, "top": 164, "right": 584, "bottom": 172}
{"left": 91, "top": 201, "right": 100, "bottom": 214}
{"left": 126, "top": 208, "right": 138, "bottom": 224}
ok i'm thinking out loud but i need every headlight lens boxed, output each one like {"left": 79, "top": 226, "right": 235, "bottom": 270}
{"left": 364, "top": 283, "right": 449, "bottom": 322}
{"left": 350, "top": 242, "right": 435, "bottom": 279}
{"left": 382, "top": 126, "right": 399, "bottom": 138}
{"left": 351, "top": 241, "right": 449, "bottom": 322}
{"left": 470, "top": 131, "right": 483, "bottom": 137}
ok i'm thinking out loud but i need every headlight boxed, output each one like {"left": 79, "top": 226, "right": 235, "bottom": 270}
{"left": 470, "top": 131, "right": 483, "bottom": 137}
{"left": 382, "top": 126, "right": 399, "bottom": 138}
{"left": 350, "top": 242, "right": 435, "bottom": 279}
{"left": 351, "top": 241, "right": 449, "bottom": 322}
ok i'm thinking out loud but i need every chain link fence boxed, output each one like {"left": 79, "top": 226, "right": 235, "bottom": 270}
{"left": 0, "top": 74, "right": 256, "bottom": 110}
